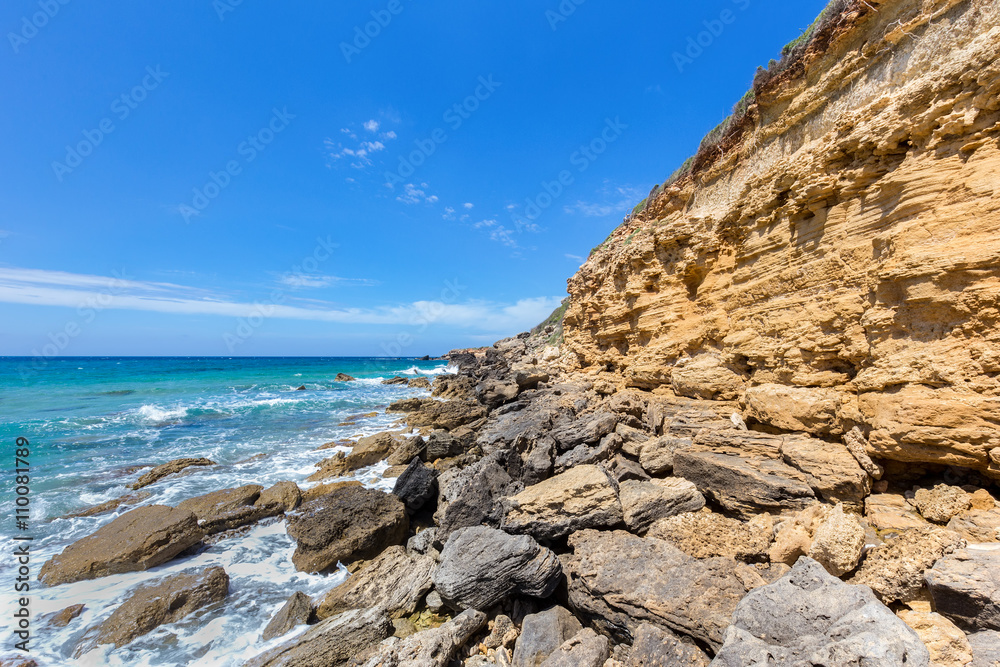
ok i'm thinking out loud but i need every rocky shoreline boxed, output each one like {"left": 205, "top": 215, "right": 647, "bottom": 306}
{"left": 24, "top": 334, "right": 1000, "bottom": 666}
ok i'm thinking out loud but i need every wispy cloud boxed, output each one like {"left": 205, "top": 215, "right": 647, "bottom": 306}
{"left": 463, "top": 202, "right": 474, "bottom": 210}
{"left": 276, "top": 274, "right": 378, "bottom": 289}
{"left": 397, "top": 183, "right": 438, "bottom": 205}
{"left": 0, "top": 267, "right": 560, "bottom": 331}
{"left": 564, "top": 182, "right": 646, "bottom": 218}
{"left": 325, "top": 118, "right": 398, "bottom": 169}
{"left": 565, "top": 253, "right": 584, "bottom": 262}
{"left": 363, "top": 119, "right": 379, "bottom": 133}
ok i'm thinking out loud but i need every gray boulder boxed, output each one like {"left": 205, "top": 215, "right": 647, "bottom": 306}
{"left": 926, "top": 549, "right": 1000, "bottom": 631}
{"left": 969, "top": 630, "right": 1000, "bottom": 667}
{"left": 626, "top": 623, "right": 711, "bottom": 666}
{"left": 619, "top": 478, "right": 705, "bottom": 535}
{"left": 432, "top": 526, "right": 561, "bottom": 612}
{"left": 539, "top": 628, "right": 609, "bottom": 667}
{"left": 435, "top": 453, "right": 516, "bottom": 542}
{"left": 245, "top": 606, "right": 391, "bottom": 667}
{"left": 550, "top": 411, "right": 618, "bottom": 451}
{"left": 502, "top": 464, "right": 623, "bottom": 540}
{"left": 315, "top": 545, "right": 434, "bottom": 620}
{"left": 711, "top": 557, "right": 929, "bottom": 666}
{"left": 512, "top": 605, "right": 583, "bottom": 667}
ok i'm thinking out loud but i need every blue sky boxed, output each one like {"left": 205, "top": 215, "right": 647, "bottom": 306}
{"left": 0, "top": 0, "right": 828, "bottom": 357}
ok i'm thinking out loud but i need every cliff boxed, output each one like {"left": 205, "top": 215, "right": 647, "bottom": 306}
{"left": 562, "top": 0, "right": 1000, "bottom": 476}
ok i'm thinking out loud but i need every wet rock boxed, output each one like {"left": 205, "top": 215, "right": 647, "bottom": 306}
{"left": 43, "top": 604, "right": 85, "bottom": 628}
{"left": 625, "top": 623, "right": 710, "bottom": 667}
{"left": 712, "top": 557, "right": 929, "bottom": 666}
{"left": 296, "top": 385, "right": 307, "bottom": 391}
{"left": 850, "top": 526, "right": 966, "bottom": 604}
{"left": 392, "top": 458, "right": 438, "bottom": 512}
{"left": 512, "top": 606, "right": 582, "bottom": 667}
{"left": 352, "top": 608, "right": 486, "bottom": 667}
{"left": 309, "top": 432, "right": 399, "bottom": 482}
{"left": 408, "top": 376, "right": 432, "bottom": 390}
{"left": 96, "top": 566, "right": 229, "bottom": 647}
{"left": 301, "top": 480, "right": 363, "bottom": 503}
{"left": 383, "top": 376, "right": 409, "bottom": 385}
{"left": 286, "top": 486, "right": 408, "bottom": 573}
{"left": 549, "top": 411, "right": 618, "bottom": 451}
{"left": 335, "top": 373, "right": 356, "bottom": 381}
{"left": 502, "top": 465, "right": 622, "bottom": 541}
{"left": 914, "top": 484, "right": 973, "bottom": 524}
{"left": 130, "top": 457, "right": 216, "bottom": 490}
{"left": 436, "top": 453, "right": 516, "bottom": 542}
{"left": 538, "top": 628, "right": 609, "bottom": 667}
{"left": 618, "top": 478, "right": 705, "bottom": 535}
{"left": 563, "top": 529, "right": 754, "bottom": 650}
{"left": 258, "top": 480, "right": 302, "bottom": 513}
{"left": 926, "top": 549, "right": 1000, "bottom": 631}
{"left": 316, "top": 546, "right": 435, "bottom": 620}
{"left": 897, "top": 609, "right": 973, "bottom": 667}
{"left": 177, "top": 484, "right": 287, "bottom": 534}
{"left": 969, "top": 630, "right": 1000, "bottom": 667}
{"left": 262, "top": 591, "right": 312, "bottom": 641}
{"left": 646, "top": 511, "right": 772, "bottom": 563}
{"left": 61, "top": 491, "right": 152, "bottom": 519}
{"left": 432, "top": 526, "right": 561, "bottom": 611}
{"left": 245, "top": 606, "right": 392, "bottom": 667}
{"left": 39, "top": 505, "right": 204, "bottom": 586}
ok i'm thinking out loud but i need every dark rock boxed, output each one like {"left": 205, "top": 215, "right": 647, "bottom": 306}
{"left": 605, "top": 454, "right": 651, "bottom": 483}
{"left": 96, "top": 566, "right": 229, "bottom": 647}
{"left": 130, "top": 457, "right": 216, "bottom": 490}
{"left": 512, "top": 605, "right": 583, "bottom": 667}
{"left": 407, "top": 528, "right": 438, "bottom": 556}
{"left": 351, "top": 608, "right": 486, "bottom": 667}
{"left": 969, "top": 630, "right": 1000, "bottom": 667}
{"left": 286, "top": 486, "right": 408, "bottom": 573}
{"left": 386, "top": 435, "right": 426, "bottom": 466}
{"left": 316, "top": 546, "right": 435, "bottom": 620}
{"left": 177, "top": 484, "right": 286, "bottom": 534}
{"left": 392, "top": 458, "right": 438, "bottom": 512}
{"left": 562, "top": 529, "right": 754, "bottom": 650}
{"left": 43, "top": 604, "right": 85, "bottom": 628}
{"left": 618, "top": 478, "right": 705, "bottom": 535}
{"left": 553, "top": 432, "right": 622, "bottom": 474}
{"left": 436, "top": 453, "right": 516, "bottom": 542}
{"left": 39, "top": 505, "right": 204, "bottom": 586}
{"left": 626, "top": 623, "right": 710, "bottom": 667}
{"left": 335, "top": 373, "right": 356, "bottom": 381}
{"left": 424, "top": 430, "right": 466, "bottom": 462}
{"left": 550, "top": 411, "right": 618, "bottom": 451}
{"left": 478, "top": 380, "right": 521, "bottom": 409}
{"left": 382, "top": 376, "right": 409, "bottom": 385}
{"left": 539, "top": 628, "right": 609, "bottom": 667}
{"left": 926, "top": 549, "right": 1000, "bottom": 631}
{"left": 245, "top": 606, "right": 392, "bottom": 667}
{"left": 262, "top": 591, "right": 312, "bottom": 641}
{"left": 432, "top": 526, "right": 561, "bottom": 611}
{"left": 712, "top": 557, "right": 929, "bottom": 666}
{"left": 296, "top": 385, "right": 307, "bottom": 391}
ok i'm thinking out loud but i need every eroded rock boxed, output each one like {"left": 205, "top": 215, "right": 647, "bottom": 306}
{"left": 130, "top": 458, "right": 215, "bottom": 490}
{"left": 926, "top": 548, "right": 1000, "bottom": 631}
{"left": 245, "top": 606, "right": 391, "bottom": 667}
{"left": 315, "top": 546, "right": 435, "bottom": 620}
{"left": 262, "top": 591, "right": 312, "bottom": 641}
{"left": 502, "top": 465, "right": 622, "bottom": 540}
{"left": 618, "top": 478, "right": 705, "bottom": 535}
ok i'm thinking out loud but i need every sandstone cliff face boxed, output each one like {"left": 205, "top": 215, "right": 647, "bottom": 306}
{"left": 564, "top": 0, "right": 1000, "bottom": 474}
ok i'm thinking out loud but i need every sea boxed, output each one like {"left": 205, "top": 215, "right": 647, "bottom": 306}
{"left": 0, "top": 356, "right": 455, "bottom": 666}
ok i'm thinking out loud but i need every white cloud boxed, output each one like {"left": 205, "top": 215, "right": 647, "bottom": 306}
{"left": 443, "top": 207, "right": 456, "bottom": 220}
{"left": 276, "top": 274, "right": 378, "bottom": 289}
{"left": 397, "top": 183, "right": 437, "bottom": 205}
{"left": 325, "top": 121, "right": 397, "bottom": 170}
{"left": 0, "top": 267, "right": 562, "bottom": 332}
{"left": 382, "top": 130, "right": 397, "bottom": 140}
{"left": 564, "top": 183, "right": 647, "bottom": 218}
{"left": 463, "top": 202, "right": 474, "bottom": 209}
{"left": 565, "top": 253, "right": 584, "bottom": 262}
{"left": 363, "top": 119, "right": 380, "bottom": 132}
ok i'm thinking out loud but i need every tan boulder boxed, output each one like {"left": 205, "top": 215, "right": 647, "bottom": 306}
{"left": 502, "top": 464, "right": 623, "bottom": 540}
{"left": 947, "top": 509, "right": 1000, "bottom": 543}
{"left": 744, "top": 384, "right": 845, "bottom": 436}
{"left": 807, "top": 503, "right": 866, "bottom": 576}
{"left": 308, "top": 432, "right": 400, "bottom": 482}
{"left": 850, "top": 527, "right": 966, "bottom": 604}
{"left": 914, "top": 484, "right": 973, "bottom": 524}
{"left": 646, "top": 510, "right": 773, "bottom": 562}
{"left": 866, "top": 493, "right": 932, "bottom": 533}
{"left": 897, "top": 609, "right": 973, "bottom": 667}
{"left": 315, "top": 546, "right": 434, "bottom": 620}
{"left": 671, "top": 354, "right": 744, "bottom": 401}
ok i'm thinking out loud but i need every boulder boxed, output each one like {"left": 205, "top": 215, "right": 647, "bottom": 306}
{"left": 914, "top": 484, "right": 973, "bottom": 524}
{"left": 285, "top": 486, "right": 408, "bottom": 573}
{"left": 553, "top": 433, "right": 622, "bottom": 474}
{"left": 673, "top": 449, "right": 815, "bottom": 519}
{"left": 638, "top": 436, "right": 687, "bottom": 475}
{"left": 671, "top": 354, "right": 744, "bottom": 401}
{"left": 969, "top": 631, "right": 1000, "bottom": 667}
{"left": 618, "top": 478, "right": 705, "bottom": 535}
{"left": 788, "top": 503, "right": 866, "bottom": 577}
{"left": 779, "top": 435, "right": 871, "bottom": 508}
{"left": 386, "top": 436, "right": 426, "bottom": 466}
{"left": 538, "top": 628, "right": 609, "bottom": 667}
{"left": 436, "top": 453, "right": 516, "bottom": 542}
{"left": 262, "top": 591, "right": 312, "bottom": 641}
{"left": 335, "top": 373, "right": 356, "bottom": 381}
{"left": 39, "top": 505, "right": 204, "bottom": 586}
{"left": 512, "top": 606, "right": 582, "bottom": 667}
{"left": 130, "top": 457, "right": 215, "bottom": 489}
{"left": 405, "top": 400, "right": 487, "bottom": 431}
{"left": 382, "top": 376, "right": 409, "bottom": 385}
{"left": 947, "top": 509, "right": 1000, "bottom": 542}
{"left": 562, "top": 529, "right": 755, "bottom": 650}
{"left": 502, "top": 465, "right": 623, "bottom": 540}
{"left": 625, "top": 623, "right": 711, "bottom": 667}
{"left": 549, "top": 412, "right": 618, "bottom": 451}
{"left": 865, "top": 493, "right": 932, "bottom": 533}
{"left": 245, "top": 606, "right": 391, "bottom": 667}
{"left": 432, "top": 374, "right": 477, "bottom": 400}
{"left": 176, "top": 484, "right": 286, "bottom": 534}
{"left": 432, "top": 526, "right": 561, "bottom": 611}
{"left": 301, "top": 480, "right": 362, "bottom": 503}
{"left": 424, "top": 430, "right": 466, "bottom": 462}
{"left": 926, "top": 549, "right": 1000, "bottom": 631}
{"left": 96, "top": 566, "right": 229, "bottom": 647}
{"left": 315, "top": 546, "right": 435, "bottom": 620}
{"left": 711, "top": 558, "right": 929, "bottom": 666}
{"left": 352, "top": 608, "right": 486, "bottom": 667}
{"left": 605, "top": 454, "right": 650, "bottom": 483}
{"left": 43, "top": 604, "right": 85, "bottom": 628}
{"left": 258, "top": 481, "right": 302, "bottom": 512}
{"left": 478, "top": 380, "right": 521, "bottom": 408}
{"left": 392, "top": 458, "right": 438, "bottom": 512}
{"left": 308, "top": 432, "right": 399, "bottom": 482}
{"left": 646, "top": 511, "right": 773, "bottom": 563}
{"left": 850, "top": 526, "right": 966, "bottom": 604}
{"left": 897, "top": 609, "right": 973, "bottom": 667}
{"left": 743, "top": 384, "right": 843, "bottom": 436}
{"left": 408, "top": 376, "right": 431, "bottom": 389}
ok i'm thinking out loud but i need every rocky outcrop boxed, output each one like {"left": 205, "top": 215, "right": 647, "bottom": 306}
{"left": 96, "top": 566, "right": 229, "bottom": 647}
{"left": 432, "top": 526, "right": 561, "bottom": 611}
{"left": 926, "top": 549, "right": 1000, "bottom": 632}
{"left": 130, "top": 458, "right": 215, "bottom": 489}
{"left": 502, "top": 465, "right": 623, "bottom": 540}
{"left": 245, "top": 606, "right": 392, "bottom": 667}
{"left": 315, "top": 546, "right": 435, "bottom": 620}
{"left": 712, "top": 558, "right": 929, "bottom": 666}
{"left": 175, "top": 483, "right": 290, "bottom": 534}
{"left": 285, "top": 486, "right": 408, "bottom": 573}
{"left": 39, "top": 505, "right": 204, "bottom": 586}
{"left": 61, "top": 491, "right": 151, "bottom": 519}
{"left": 626, "top": 623, "right": 711, "bottom": 667}
{"left": 562, "top": 0, "right": 1000, "bottom": 476}
{"left": 309, "top": 432, "right": 400, "bottom": 482}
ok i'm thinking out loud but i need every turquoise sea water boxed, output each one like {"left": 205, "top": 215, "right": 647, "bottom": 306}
{"left": 0, "top": 356, "right": 451, "bottom": 666}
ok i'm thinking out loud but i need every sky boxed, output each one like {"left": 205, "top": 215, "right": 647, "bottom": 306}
{"left": 0, "top": 0, "right": 829, "bottom": 357}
